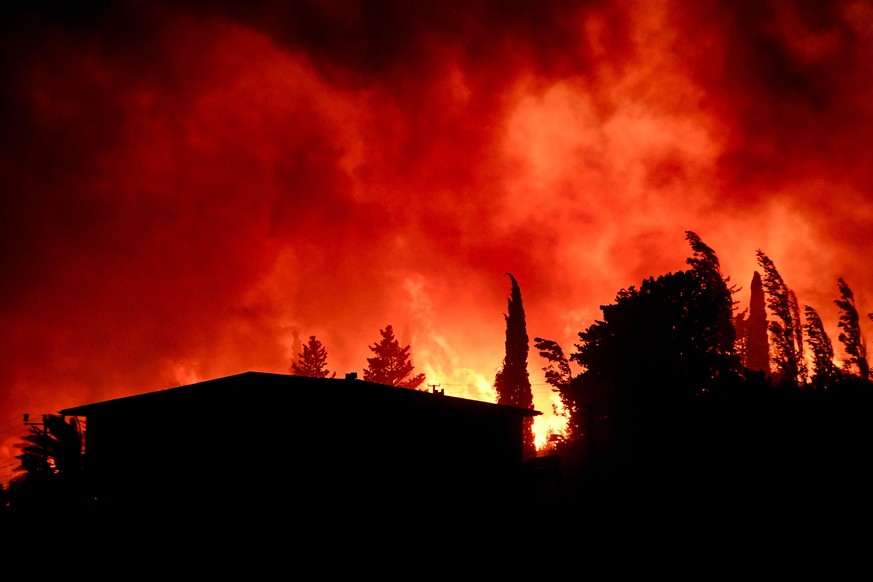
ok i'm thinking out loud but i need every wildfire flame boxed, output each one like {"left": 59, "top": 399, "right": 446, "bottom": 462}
{"left": 3, "top": 1, "right": 873, "bottom": 485}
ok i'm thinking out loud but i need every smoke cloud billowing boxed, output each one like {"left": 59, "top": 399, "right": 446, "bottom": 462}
{"left": 3, "top": 0, "right": 873, "bottom": 483}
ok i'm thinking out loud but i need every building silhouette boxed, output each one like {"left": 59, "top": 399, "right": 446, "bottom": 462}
{"left": 58, "top": 371, "right": 545, "bottom": 531}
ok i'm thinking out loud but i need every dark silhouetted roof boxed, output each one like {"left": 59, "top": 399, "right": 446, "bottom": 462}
{"left": 59, "top": 370, "right": 541, "bottom": 419}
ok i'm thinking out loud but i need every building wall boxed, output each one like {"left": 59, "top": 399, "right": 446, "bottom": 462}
{"left": 75, "top": 376, "right": 531, "bottom": 522}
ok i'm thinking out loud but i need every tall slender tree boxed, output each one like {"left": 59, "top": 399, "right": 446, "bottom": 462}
{"left": 835, "top": 278, "right": 869, "bottom": 380}
{"left": 291, "top": 335, "right": 336, "bottom": 378}
{"left": 494, "top": 273, "right": 536, "bottom": 459}
{"left": 363, "top": 324, "right": 425, "bottom": 389}
{"left": 804, "top": 305, "right": 840, "bottom": 389}
{"left": 756, "top": 250, "right": 803, "bottom": 387}
{"left": 788, "top": 290, "right": 808, "bottom": 385}
{"left": 745, "top": 271, "right": 770, "bottom": 373}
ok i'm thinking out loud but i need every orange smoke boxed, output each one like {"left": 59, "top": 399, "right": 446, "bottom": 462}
{"left": 3, "top": 1, "right": 873, "bottom": 484}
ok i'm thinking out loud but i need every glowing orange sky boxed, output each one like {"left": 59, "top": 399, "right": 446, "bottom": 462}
{"left": 3, "top": 0, "right": 873, "bottom": 486}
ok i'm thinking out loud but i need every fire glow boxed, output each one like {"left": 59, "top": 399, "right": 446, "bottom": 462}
{"left": 2, "top": 1, "right": 873, "bottom": 484}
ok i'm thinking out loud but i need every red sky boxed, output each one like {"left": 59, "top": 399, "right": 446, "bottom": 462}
{"left": 3, "top": 0, "right": 873, "bottom": 486}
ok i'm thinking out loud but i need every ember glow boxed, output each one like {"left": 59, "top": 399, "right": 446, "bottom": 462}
{"left": 3, "top": 1, "right": 873, "bottom": 485}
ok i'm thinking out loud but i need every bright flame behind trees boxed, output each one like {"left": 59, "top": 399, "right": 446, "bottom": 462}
{"left": 3, "top": 1, "right": 873, "bottom": 484}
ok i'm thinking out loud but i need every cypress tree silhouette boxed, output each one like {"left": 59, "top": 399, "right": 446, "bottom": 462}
{"left": 804, "top": 305, "right": 841, "bottom": 388}
{"left": 745, "top": 271, "right": 770, "bottom": 374}
{"left": 835, "top": 277, "right": 869, "bottom": 380}
{"left": 788, "top": 289, "right": 808, "bottom": 385}
{"left": 494, "top": 273, "right": 536, "bottom": 459}
{"left": 756, "top": 250, "right": 803, "bottom": 387}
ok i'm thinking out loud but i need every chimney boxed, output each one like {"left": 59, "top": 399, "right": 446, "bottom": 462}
{"left": 345, "top": 372, "right": 357, "bottom": 380}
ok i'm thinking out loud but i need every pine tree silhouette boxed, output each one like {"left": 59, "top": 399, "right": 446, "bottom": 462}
{"left": 291, "top": 335, "right": 336, "bottom": 378}
{"left": 363, "top": 324, "right": 425, "bottom": 389}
